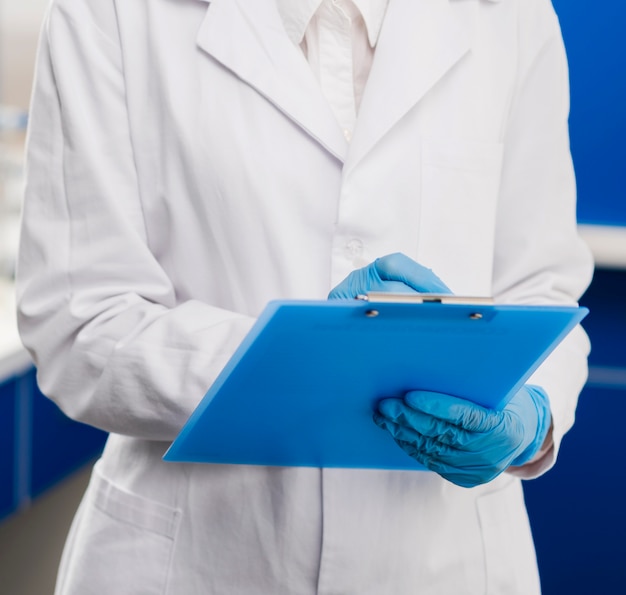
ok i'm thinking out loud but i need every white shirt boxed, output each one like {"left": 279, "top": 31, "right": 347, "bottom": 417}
{"left": 276, "top": 0, "right": 389, "bottom": 141}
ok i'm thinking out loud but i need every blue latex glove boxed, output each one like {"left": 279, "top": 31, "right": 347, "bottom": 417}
{"left": 328, "top": 253, "right": 450, "bottom": 299}
{"left": 373, "top": 386, "right": 552, "bottom": 488}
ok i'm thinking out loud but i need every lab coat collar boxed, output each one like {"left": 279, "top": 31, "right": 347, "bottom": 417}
{"left": 195, "top": 0, "right": 474, "bottom": 168}
{"left": 355, "top": 0, "right": 390, "bottom": 48}
{"left": 195, "top": 0, "right": 349, "bottom": 161}
{"left": 354, "top": 0, "right": 389, "bottom": 47}
{"left": 345, "top": 0, "right": 473, "bottom": 172}
{"left": 275, "top": 0, "right": 322, "bottom": 46}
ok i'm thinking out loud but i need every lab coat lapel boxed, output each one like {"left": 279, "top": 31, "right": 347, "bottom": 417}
{"left": 196, "top": 0, "right": 349, "bottom": 162}
{"left": 346, "top": 0, "right": 473, "bottom": 172}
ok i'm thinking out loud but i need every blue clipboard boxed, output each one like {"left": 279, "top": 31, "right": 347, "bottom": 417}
{"left": 163, "top": 297, "right": 588, "bottom": 470}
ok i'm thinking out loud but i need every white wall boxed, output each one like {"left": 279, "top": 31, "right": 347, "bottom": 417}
{"left": 1, "top": 0, "right": 49, "bottom": 108}
{"left": 0, "top": 0, "right": 48, "bottom": 278}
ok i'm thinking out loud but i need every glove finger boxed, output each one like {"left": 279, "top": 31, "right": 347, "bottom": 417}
{"left": 391, "top": 434, "right": 481, "bottom": 474}
{"left": 374, "top": 280, "right": 420, "bottom": 294}
{"left": 373, "top": 410, "right": 428, "bottom": 446}
{"left": 380, "top": 398, "right": 494, "bottom": 450}
{"left": 355, "top": 263, "right": 422, "bottom": 295}
{"left": 374, "top": 414, "right": 443, "bottom": 459}
{"left": 404, "top": 390, "right": 503, "bottom": 433}
{"left": 395, "top": 439, "right": 440, "bottom": 470}
{"left": 375, "top": 413, "right": 504, "bottom": 487}
{"left": 377, "top": 398, "right": 461, "bottom": 443}
{"left": 327, "top": 262, "right": 380, "bottom": 299}
{"left": 327, "top": 263, "right": 420, "bottom": 299}
{"left": 430, "top": 457, "right": 506, "bottom": 488}
{"left": 375, "top": 408, "right": 476, "bottom": 462}
{"left": 327, "top": 278, "right": 355, "bottom": 300}
{"left": 328, "top": 253, "right": 449, "bottom": 299}
{"left": 327, "top": 269, "right": 368, "bottom": 299}
{"left": 410, "top": 443, "right": 506, "bottom": 488}
{"left": 424, "top": 457, "right": 486, "bottom": 489}
{"left": 377, "top": 406, "right": 516, "bottom": 488}
{"left": 374, "top": 253, "right": 451, "bottom": 294}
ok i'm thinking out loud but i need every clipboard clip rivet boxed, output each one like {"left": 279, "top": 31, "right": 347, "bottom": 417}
{"left": 469, "top": 312, "right": 483, "bottom": 320}
{"left": 365, "top": 309, "right": 380, "bottom": 318}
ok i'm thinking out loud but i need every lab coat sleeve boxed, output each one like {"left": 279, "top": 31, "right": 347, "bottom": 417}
{"left": 491, "top": 0, "right": 594, "bottom": 478}
{"left": 17, "top": 0, "right": 255, "bottom": 441}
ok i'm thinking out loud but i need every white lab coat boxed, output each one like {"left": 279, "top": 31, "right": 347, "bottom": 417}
{"left": 17, "top": 0, "right": 593, "bottom": 593}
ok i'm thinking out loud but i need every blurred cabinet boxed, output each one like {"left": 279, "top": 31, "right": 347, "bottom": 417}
{"left": 0, "top": 379, "right": 17, "bottom": 518}
{"left": 524, "top": 268, "right": 626, "bottom": 594}
{"left": 0, "top": 367, "right": 107, "bottom": 521}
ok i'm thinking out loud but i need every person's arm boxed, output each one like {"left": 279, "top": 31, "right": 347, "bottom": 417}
{"left": 370, "top": 0, "right": 593, "bottom": 486}
{"left": 490, "top": 0, "right": 593, "bottom": 477}
{"left": 17, "top": 0, "right": 253, "bottom": 441}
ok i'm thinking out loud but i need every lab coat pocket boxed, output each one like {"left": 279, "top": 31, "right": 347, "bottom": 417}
{"left": 418, "top": 138, "right": 504, "bottom": 296}
{"left": 476, "top": 477, "right": 540, "bottom": 595}
{"left": 56, "top": 465, "right": 181, "bottom": 595}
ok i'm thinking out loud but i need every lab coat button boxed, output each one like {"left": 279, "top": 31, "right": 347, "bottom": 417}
{"left": 344, "top": 238, "right": 364, "bottom": 258}
{"left": 343, "top": 129, "right": 352, "bottom": 142}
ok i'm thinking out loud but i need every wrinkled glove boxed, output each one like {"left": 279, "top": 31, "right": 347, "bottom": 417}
{"left": 373, "top": 386, "right": 552, "bottom": 488}
{"left": 328, "top": 252, "right": 450, "bottom": 299}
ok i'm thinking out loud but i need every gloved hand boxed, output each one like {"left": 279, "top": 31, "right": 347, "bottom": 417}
{"left": 328, "top": 253, "right": 450, "bottom": 299}
{"left": 373, "top": 385, "right": 552, "bottom": 488}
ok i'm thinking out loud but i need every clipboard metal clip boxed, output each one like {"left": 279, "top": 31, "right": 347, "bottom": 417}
{"left": 357, "top": 293, "right": 494, "bottom": 305}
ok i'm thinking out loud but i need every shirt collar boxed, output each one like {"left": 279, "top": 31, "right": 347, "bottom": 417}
{"left": 275, "top": 0, "right": 322, "bottom": 47}
{"left": 355, "top": 0, "right": 389, "bottom": 48}
{"left": 275, "top": 0, "right": 389, "bottom": 48}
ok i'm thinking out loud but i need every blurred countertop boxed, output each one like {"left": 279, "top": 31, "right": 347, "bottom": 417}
{"left": 578, "top": 224, "right": 626, "bottom": 270}
{"left": 0, "top": 278, "right": 31, "bottom": 384}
